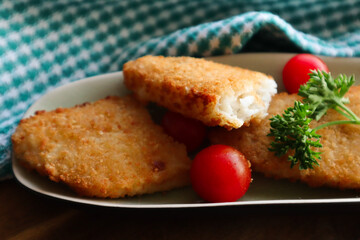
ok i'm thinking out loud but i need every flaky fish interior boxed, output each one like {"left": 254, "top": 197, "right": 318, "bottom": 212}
{"left": 123, "top": 56, "right": 277, "bottom": 129}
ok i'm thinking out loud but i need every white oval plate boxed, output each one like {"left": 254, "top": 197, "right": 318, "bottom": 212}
{"left": 12, "top": 53, "right": 360, "bottom": 208}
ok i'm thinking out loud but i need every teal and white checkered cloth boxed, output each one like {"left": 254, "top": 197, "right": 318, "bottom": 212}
{"left": 1, "top": 0, "right": 360, "bottom": 180}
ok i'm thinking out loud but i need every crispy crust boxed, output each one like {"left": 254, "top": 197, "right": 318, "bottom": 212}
{"left": 12, "top": 96, "right": 191, "bottom": 198}
{"left": 209, "top": 86, "right": 360, "bottom": 190}
{"left": 123, "top": 55, "right": 276, "bottom": 129}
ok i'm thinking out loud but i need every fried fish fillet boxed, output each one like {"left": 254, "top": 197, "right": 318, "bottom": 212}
{"left": 123, "top": 56, "right": 277, "bottom": 129}
{"left": 12, "top": 96, "right": 191, "bottom": 198}
{"left": 209, "top": 86, "right": 360, "bottom": 189}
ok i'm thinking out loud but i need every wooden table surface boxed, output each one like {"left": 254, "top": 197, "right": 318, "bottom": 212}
{"left": 1, "top": 179, "right": 360, "bottom": 240}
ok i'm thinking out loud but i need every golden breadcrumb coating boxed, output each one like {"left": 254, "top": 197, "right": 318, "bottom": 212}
{"left": 209, "top": 86, "right": 360, "bottom": 189}
{"left": 123, "top": 55, "right": 276, "bottom": 130}
{"left": 12, "top": 96, "right": 191, "bottom": 198}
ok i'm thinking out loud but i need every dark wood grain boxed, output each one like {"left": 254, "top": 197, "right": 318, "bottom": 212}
{"left": 1, "top": 179, "right": 360, "bottom": 240}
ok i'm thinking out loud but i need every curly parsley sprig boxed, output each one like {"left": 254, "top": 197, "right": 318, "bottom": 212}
{"left": 268, "top": 70, "right": 360, "bottom": 170}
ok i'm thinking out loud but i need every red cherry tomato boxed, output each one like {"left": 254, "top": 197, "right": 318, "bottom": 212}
{"left": 283, "top": 54, "right": 329, "bottom": 93}
{"left": 162, "top": 111, "right": 206, "bottom": 152}
{"left": 190, "top": 145, "right": 251, "bottom": 203}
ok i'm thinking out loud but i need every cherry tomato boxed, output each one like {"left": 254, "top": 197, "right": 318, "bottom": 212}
{"left": 162, "top": 111, "right": 206, "bottom": 152}
{"left": 190, "top": 145, "right": 251, "bottom": 203}
{"left": 283, "top": 54, "right": 329, "bottom": 93}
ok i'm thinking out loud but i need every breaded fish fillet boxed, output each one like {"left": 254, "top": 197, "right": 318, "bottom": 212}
{"left": 210, "top": 86, "right": 360, "bottom": 189}
{"left": 123, "top": 56, "right": 277, "bottom": 129}
{"left": 12, "top": 96, "right": 191, "bottom": 198}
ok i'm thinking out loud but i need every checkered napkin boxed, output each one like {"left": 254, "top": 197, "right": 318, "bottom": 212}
{"left": 1, "top": 0, "right": 360, "bottom": 180}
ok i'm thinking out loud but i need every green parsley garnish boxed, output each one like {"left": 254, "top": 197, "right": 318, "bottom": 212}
{"left": 268, "top": 70, "right": 360, "bottom": 170}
